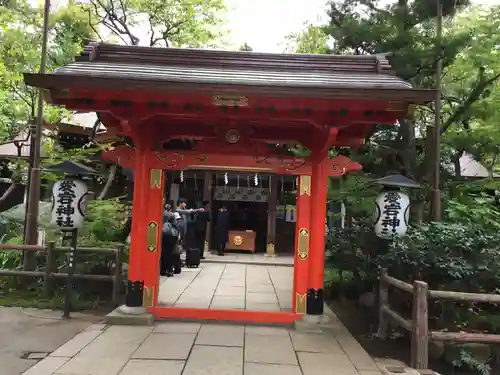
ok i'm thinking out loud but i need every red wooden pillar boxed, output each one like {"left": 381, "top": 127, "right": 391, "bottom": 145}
{"left": 293, "top": 175, "right": 311, "bottom": 314}
{"left": 143, "top": 166, "right": 164, "bottom": 308}
{"left": 125, "top": 146, "right": 150, "bottom": 310}
{"left": 125, "top": 131, "right": 164, "bottom": 310}
{"left": 307, "top": 158, "right": 328, "bottom": 315}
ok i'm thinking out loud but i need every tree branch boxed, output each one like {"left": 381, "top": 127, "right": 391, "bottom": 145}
{"left": 442, "top": 69, "right": 500, "bottom": 133}
{"left": 0, "top": 183, "right": 19, "bottom": 207}
{"left": 81, "top": 3, "right": 104, "bottom": 41}
{"left": 7, "top": 83, "right": 34, "bottom": 111}
{"left": 87, "top": 0, "right": 139, "bottom": 45}
{"left": 97, "top": 164, "right": 117, "bottom": 199}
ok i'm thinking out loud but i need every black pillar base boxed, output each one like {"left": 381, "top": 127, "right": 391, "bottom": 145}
{"left": 125, "top": 280, "right": 144, "bottom": 307}
{"left": 306, "top": 288, "right": 324, "bottom": 315}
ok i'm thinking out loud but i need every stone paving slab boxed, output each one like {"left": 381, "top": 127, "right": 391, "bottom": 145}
{"left": 19, "top": 260, "right": 384, "bottom": 375}
{"left": 55, "top": 356, "right": 130, "bottom": 375}
{"left": 23, "top": 357, "right": 70, "bottom": 375}
{"left": 298, "top": 352, "right": 359, "bottom": 375}
{"left": 195, "top": 324, "right": 244, "bottom": 347}
{"left": 200, "top": 252, "right": 293, "bottom": 267}
{"left": 157, "top": 263, "right": 294, "bottom": 312}
{"left": 182, "top": 345, "right": 243, "bottom": 375}
{"left": 22, "top": 314, "right": 387, "bottom": 375}
{"left": 119, "top": 359, "right": 184, "bottom": 375}
{"left": 49, "top": 330, "right": 103, "bottom": 357}
{"left": 290, "top": 331, "right": 343, "bottom": 353}
{"left": 0, "top": 307, "right": 102, "bottom": 375}
{"left": 245, "top": 333, "right": 298, "bottom": 365}
{"left": 244, "top": 362, "right": 303, "bottom": 375}
{"left": 132, "top": 333, "right": 196, "bottom": 360}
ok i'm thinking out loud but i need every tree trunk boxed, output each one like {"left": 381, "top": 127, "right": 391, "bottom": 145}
{"left": 97, "top": 164, "right": 117, "bottom": 200}
{"left": 398, "top": 118, "right": 422, "bottom": 224}
{"left": 0, "top": 183, "right": 19, "bottom": 208}
{"left": 453, "top": 152, "right": 462, "bottom": 179}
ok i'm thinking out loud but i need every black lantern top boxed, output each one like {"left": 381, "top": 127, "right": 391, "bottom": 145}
{"left": 42, "top": 160, "right": 97, "bottom": 176}
{"left": 374, "top": 173, "right": 421, "bottom": 189}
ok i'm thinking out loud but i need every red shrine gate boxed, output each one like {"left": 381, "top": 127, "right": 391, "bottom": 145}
{"left": 25, "top": 43, "right": 433, "bottom": 323}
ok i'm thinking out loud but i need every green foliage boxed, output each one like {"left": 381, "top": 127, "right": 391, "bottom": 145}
{"left": 284, "top": 24, "right": 331, "bottom": 54}
{"left": 442, "top": 178, "right": 500, "bottom": 230}
{"left": 239, "top": 43, "right": 253, "bottom": 52}
{"left": 0, "top": 0, "right": 95, "bottom": 141}
{"left": 287, "top": 2, "right": 500, "bottom": 372}
{"left": 81, "top": 0, "right": 227, "bottom": 47}
{"left": 286, "top": 3, "right": 500, "bottom": 194}
{"left": 0, "top": 249, "right": 20, "bottom": 268}
{"left": 0, "top": 197, "right": 128, "bottom": 310}
{"left": 327, "top": 222, "right": 500, "bottom": 341}
{"left": 326, "top": 220, "right": 379, "bottom": 281}
{"left": 453, "top": 349, "right": 492, "bottom": 375}
{"left": 328, "top": 175, "right": 379, "bottom": 218}
{"left": 384, "top": 223, "right": 500, "bottom": 289}
{"left": 81, "top": 198, "right": 129, "bottom": 245}
{"left": 0, "top": 284, "right": 107, "bottom": 311}
{"left": 446, "top": 197, "right": 500, "bottom": 230}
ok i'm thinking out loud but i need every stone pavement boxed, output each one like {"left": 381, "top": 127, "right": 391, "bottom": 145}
{"left": 22, "top": 319, "right": 388, "bottom": 375}
{"left": 200, "top": 253, "right": 294, "bottom": 266}
{"left": 0, "top": 307, "right": 101, "bottom": 375}
{"left": 158, "top": 263, "right": 293, "bottom": 311}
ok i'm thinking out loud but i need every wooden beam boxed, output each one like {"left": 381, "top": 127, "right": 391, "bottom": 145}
{"left": 101, "top": 146, "right": 362, "bottom": 177}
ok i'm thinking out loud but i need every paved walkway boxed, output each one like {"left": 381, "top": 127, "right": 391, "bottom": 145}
{"left": 158, "top": 263, "right": 293, "bottom": 311}
{"left": 0, "top": 307, "right": 101, "bottom": 375}
{"left": 22, "top": 319, "right": 386, "bottom": 375}
{"left": 201, "top": 253, "right": 293, "bottom": 266}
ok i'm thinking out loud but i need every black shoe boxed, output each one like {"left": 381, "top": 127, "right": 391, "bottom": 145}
{"left": 160, "top": 271, "right": 167, "bottom": 276}
{"left": 217, "top": 253, "right": 224, "bottom": 256}
{"left": 174, "top": 269, "right": 181, "bottom": 274}
{"left": 201, "top": 256, "right": 206, "bottom": 259}
{"left": 166, "top": 272, "right": 174, "bottom": 277}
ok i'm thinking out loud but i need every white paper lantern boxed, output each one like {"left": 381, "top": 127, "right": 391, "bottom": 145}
{"left": 51, "top": 178, "right": 89, "bottom": 231}
{"left": 374, "top": 190, "right": 410, "bottom": 239}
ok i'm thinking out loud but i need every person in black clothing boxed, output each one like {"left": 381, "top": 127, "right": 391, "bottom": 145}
{"left": 174, "top": 198, "right": 204, "bottom": 250}
{"left": 194, "top": 201, "right": 211, "bottom": 259}
{"left": 214, "top": 205, "right": 230, "bottom": 256}
{"left": 160, "top": 210, "right": 182, "bottom": 277}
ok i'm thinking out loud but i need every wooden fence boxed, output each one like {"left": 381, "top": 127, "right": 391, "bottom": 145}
{"left": 0, "top": 242, "right": 124, "bottom": 306}
{"left": 378, "top": 268, "right": 500, "bottom": 370}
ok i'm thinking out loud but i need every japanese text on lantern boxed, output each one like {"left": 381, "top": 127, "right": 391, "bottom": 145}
{"left": 51, "top": 179, "right": 88, "bottom": 231}
{"left": 56, "top": 180, "right": 76, "bottom": 229}
{"left": 381, "top": 192, "right": 401, "bottom": 236}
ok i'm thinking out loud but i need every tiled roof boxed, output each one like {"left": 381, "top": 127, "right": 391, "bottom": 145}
{"left": 24, "top": 42, "right": 434, "bottom": 102}
{"left": 55, "top": 61, "right": 413, "bottom": 90}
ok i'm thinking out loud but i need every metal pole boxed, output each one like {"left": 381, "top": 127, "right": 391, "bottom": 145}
{"left": 431, "top": 0, "right": 442, "bottom": 221}
{"left": 63, "top": 229, "right": 77, "bottom": 318}
{"left": 24, "top": 0, "right": 50, "bottom": 253}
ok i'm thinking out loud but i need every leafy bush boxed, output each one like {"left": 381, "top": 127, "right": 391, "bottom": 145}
{"left": 326, "top": 221, "right": 500, "bottom": 373}
{"left": 79, "top": 198, "right": 129, "bottom": 245}
{"left": 327, "top": 221, "right": 500, "bottom": 293}
{"left": 385, "top": 223, "right": 500, "bottom": 292}
{"left": 0, "top": 198, "right": 130, "bottom": 307}
{"left": 446, "top": 195, "right": 500, "bottom": 231}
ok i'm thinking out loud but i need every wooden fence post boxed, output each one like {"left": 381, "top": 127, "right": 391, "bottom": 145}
{"left": 411, "top": 280, "right": 429, "bottom": 369}
{"left": 43, "top": 242, "right": 55, "bottom": 297}
{"left": 378, "top": 268, "right": 389, "bottom": 339}
{"left": 112, "top": 245, "right": 124, "bottom": 306}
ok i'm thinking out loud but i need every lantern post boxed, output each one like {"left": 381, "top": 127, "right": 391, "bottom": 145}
{"left": 44, "top": 161, "right": 97, "bottom": 318}
{"left": 373, "top": 174, "right": 421, "bottom": 241}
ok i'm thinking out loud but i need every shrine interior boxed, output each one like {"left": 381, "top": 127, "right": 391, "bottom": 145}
{"left": 164, "top": 170, "right": 298, "bottom": 254}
